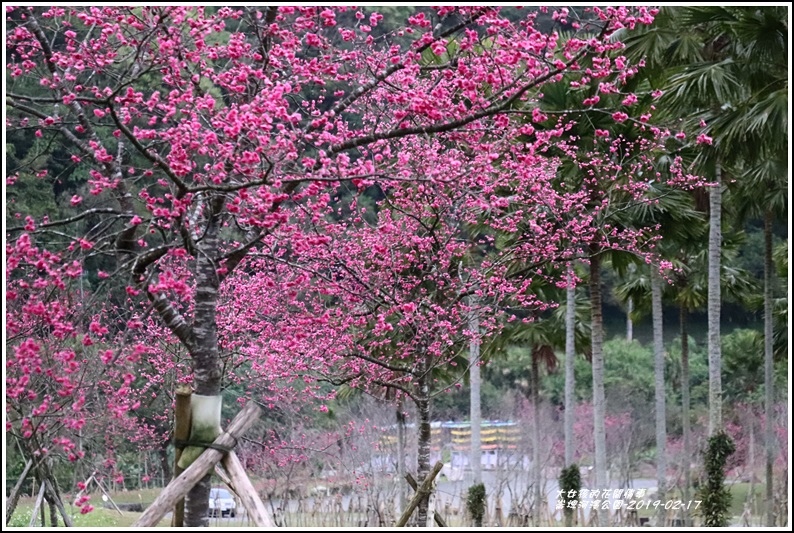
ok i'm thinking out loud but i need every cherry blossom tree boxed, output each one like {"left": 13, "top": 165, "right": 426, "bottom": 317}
{"left": 7, "top": 5, "right": 664, "bottom": 525}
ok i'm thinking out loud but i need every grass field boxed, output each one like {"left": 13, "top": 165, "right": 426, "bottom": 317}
{"left": 7, "top": 488, "right": 169, "bottom": 528}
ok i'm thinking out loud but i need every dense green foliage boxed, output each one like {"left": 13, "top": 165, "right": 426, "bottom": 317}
{"left": 466, "top": 482, "right": 487, "bottom": 527}
{"left": 559, "top": 464, "right": 582, "bottom": 526}
{"left": 697, "top": 432, "right": 736, "bottom": 527}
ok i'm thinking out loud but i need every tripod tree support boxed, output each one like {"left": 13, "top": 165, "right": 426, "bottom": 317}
{"left": 395, "top": 461, "right": 444, "bottom": 527}
{"left": 132, "top": 401, "right": 272, "bottom": 527}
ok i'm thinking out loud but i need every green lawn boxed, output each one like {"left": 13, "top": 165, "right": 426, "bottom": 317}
{"left": 7, "top": 487, "right": 171, "bottom": 528}
{"left": 636, "top": 482, "right": 768, "bottom": 525}
{"left": 7, "top": 504, "right": 171, "bottom": 528}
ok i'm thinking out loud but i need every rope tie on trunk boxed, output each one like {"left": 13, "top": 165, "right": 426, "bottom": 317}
{"left": 172, "top": 437, "right": 236, "bottom": 453}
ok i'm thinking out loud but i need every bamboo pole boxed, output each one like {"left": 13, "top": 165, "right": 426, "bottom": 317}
{"left": 172, "top": 384, "right": 192, "bottom": 527}
{"left": 132, "top": 401, "right": 261, "bottom": 527}
{"left": 395, "top": 462, "right": 444, "bottom": 527}
{"left": 221, "top": 451, "right": 274, "bottom": 527}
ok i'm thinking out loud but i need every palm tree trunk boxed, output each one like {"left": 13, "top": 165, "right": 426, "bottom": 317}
{"left": 531, "top": 350, "right": 542, "bottom": 527}
{"left": 763, "top": 210, "right": 775, "bottom": 526}
{"left": 626, "top": 297, "right": 634, "bottom": 342}
{"left": 680, "top": 304, "right": 692, "bottom": 527}
{"left": 589, "top": 248, "right": 608, "bottom": 526}
{"left": 707, "top": 165, "right": 722, "bottom": 435}
{"left": 564, "top": 268, "right": 576, "bottom": 467}
{"left": 651, "top": 266, "right": 666, "bottom": 526}
{"left": 469, "top": 307, "right": 482, "bottom": 485}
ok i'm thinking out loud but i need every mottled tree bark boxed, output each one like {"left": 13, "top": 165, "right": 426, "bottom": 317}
{"left": 182, "top": 194, "right": 225, "bottom": 527}
{"left": 415, "top": 358, "right": 432, "bottom": 526}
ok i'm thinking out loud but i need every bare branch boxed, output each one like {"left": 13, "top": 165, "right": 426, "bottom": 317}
{"left": 6, "top": 208, "right": 131, "bottom": 233}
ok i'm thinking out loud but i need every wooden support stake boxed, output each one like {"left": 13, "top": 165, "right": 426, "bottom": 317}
{"left": 29, "top": 483, "right": 46, "bottom": 527}
{"left": 72, "top": 473, "right": 96, "bottom": 506}
{"left": 172, "top": 385, "right": 192, "bottom": 527}
{"left": 214, "top": 464, "right": 233, "bottom": 489}
{"left": 5, "top": 458, "right": 33, "bottom": 525}
{"left": 395, "top": 462, "right": 444, "bottom": 527}
{"left": 132, "top": 401, "right": 262, "bottom": 527}
{"left": 405, "top": 473, "right": 447, "bottom": 527}
{"left": 426, "top": 487, "right": 436, "bottom": 527}
{"left": 94, "top": 476, "right": 124, "bottom": 516}
{"left": 43, "top": 477, "right": 74, "bottom": 527}
{"left": 222, "top": 451, "right": 274, "bottom": 527}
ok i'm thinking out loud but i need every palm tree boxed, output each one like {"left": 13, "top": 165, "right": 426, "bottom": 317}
{"left": 727, "top": 75, "right": 787, "bottom": 528}
{"left": 537, "top": 67, "right": 654, "bottom": 528}
{"left": 623, "top": 8, "right": 787, "bottom": 523}
{"left": 613, "top": 182, "right": 705, "bottom": 526}
{"left": 617, "top": 233, "right": 758, "bottom": 527}
{"left": 561, "top": 266, "right": 593, "bottom": 468}
{"left": 650, "top": 264, "right": 667, "bottom": 525}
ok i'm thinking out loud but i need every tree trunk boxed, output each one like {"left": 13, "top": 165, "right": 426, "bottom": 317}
{"left": 531, "top": 350, "right": 542, "bottom": 527}
{"left": 749, "top": 413, "right": 756, "bottom": 518}
{"left": 183, "top": 194, "right": 225, "bottom": 527}
{"left": 159, "top": 447, "right": 171, "bottom": 486}
{"left": 589, "top": 248, "right": 607, "bottom": 526}
{"left": 469, "top": 306, "right": 482, "bottom": 485}
{"left": 626, "top": 297, "right": 634, "bottom": 342}
{"left": 763, "top": 210, "right": 775, "bottom": 526}
{"left": 179, "top": 395, "right": 222, "bottom": 527}
{"left": 680, "top": 304, "right": 692, "bottom": 527}
{"left": 707, "top": 165, "right": 722, "bottom": 435}
{"left": 396, "top": 399, "right": 407, "bottom": 517}
{"left": 34, "top": 461, "right": 72, "bottom": 527}
{"left": 415, "top": 363, "right": 432, "bottom": 526}
{"left": 651, "top": 266, "right": 666, "bottom": 526}
{"left": 564, "top": 268, "right": 576, "bottom": 467}
{"left": 172, "top": 385, "right": 192, "bottom": 527}
{"left": 48, "top": 497, "right": 58, "bottom": 527}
